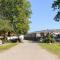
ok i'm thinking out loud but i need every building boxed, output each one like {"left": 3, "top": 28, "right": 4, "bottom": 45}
{"left": 24, "top": 29, "right": 60, "bottom": 41}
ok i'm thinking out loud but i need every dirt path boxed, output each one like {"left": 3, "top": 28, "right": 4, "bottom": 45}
{"left": 0, "top": 42, "right": 59, "bottom": 60}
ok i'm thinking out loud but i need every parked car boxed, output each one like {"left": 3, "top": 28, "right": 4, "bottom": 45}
{"left": 7, "top": 35, "right": 24, "bottom": 42}
{"left": 55, "top": 34, "right": 60, "bottom": 42}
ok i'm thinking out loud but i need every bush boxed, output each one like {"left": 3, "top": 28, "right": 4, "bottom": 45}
{"left": 39, "top": 33, "right": 55, "bottom": 43}
{"left": 44, "top": 33, "right": 55, "bottom": 43}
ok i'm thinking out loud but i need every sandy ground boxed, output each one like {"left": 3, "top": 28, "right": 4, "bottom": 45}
{"left": 0, "top": 40, "right": 60, "bottom": 60}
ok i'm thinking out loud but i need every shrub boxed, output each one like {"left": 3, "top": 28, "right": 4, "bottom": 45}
{"left": 43, "top": 33, "right": 55, "bottom": 43}
{"left": 39, "top": 33, "right": 55, "bottom": 43}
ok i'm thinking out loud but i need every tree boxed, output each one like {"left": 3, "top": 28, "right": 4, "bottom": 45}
{"left": 16, "top": 0, "right": 32, "bottom": 34}
{"left": 52, "top": 0, "right": 60, "bottom": 21}
{"left": 0, "top": 0, "right": 32, "bottom": 35}
{"left": 44, "top": 33, "right": 54, "bottom": 43}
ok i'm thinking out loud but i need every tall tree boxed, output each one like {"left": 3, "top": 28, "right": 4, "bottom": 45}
{"left": 0, "top": 0, "right": 32, "bottom": 34}
{"left": 52, "top": 0, "right": 60, "bottom": 21}
{"left": 16, "top": 0, "right": 32, "bottom": 34}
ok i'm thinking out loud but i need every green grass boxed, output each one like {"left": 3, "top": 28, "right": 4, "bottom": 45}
{"left": 40, "top": 43, "right": 60, "bottom": 56}
{"left": 0, "top": 43, "right": 18, "bottom": 52}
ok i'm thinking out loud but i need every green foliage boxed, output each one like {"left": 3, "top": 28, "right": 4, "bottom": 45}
{"left": 0, "top": 19, "right": 13, "bottom": 32}
{"left": 40, "top": 33, "right": 55, "bottom": 43}
{"left": 52, "top": 0, "right": 60, "bottom": 9}
{"left": 52, "top": 0, "right": 60, "bottom": 21}
{"left": 0, "top": 0, "right": 32, "bottom": 34}
{"left": 43, "top": 33, "right": 54, "bottom": 43}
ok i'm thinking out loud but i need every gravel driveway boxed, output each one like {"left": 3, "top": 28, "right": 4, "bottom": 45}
{"left": 0, "top": 41, "right": 59, "bottom": 60}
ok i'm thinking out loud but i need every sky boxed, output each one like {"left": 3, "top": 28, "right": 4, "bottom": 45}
{"left": 28, "top": 0, "right": 60, "bottom": 32}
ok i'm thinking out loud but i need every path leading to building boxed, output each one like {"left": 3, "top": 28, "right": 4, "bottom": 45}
{"left": 0, "top": 40, "right": 60, "bottom": 60}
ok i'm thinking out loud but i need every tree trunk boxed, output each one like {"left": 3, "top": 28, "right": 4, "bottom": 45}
{"left": 8, "top": 32, "right": 11, "bottom": 36}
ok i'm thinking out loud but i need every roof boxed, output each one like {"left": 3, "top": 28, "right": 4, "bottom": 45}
{"left": 28, "top": 29, "right": 60, "bottom": 34}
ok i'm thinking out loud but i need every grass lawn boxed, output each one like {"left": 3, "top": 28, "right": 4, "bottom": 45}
{"left": 0, "top": 43, "right": 18, "bottom": 52}
{"left": 39, "top": 43, "right": 60, "bottom": 56}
